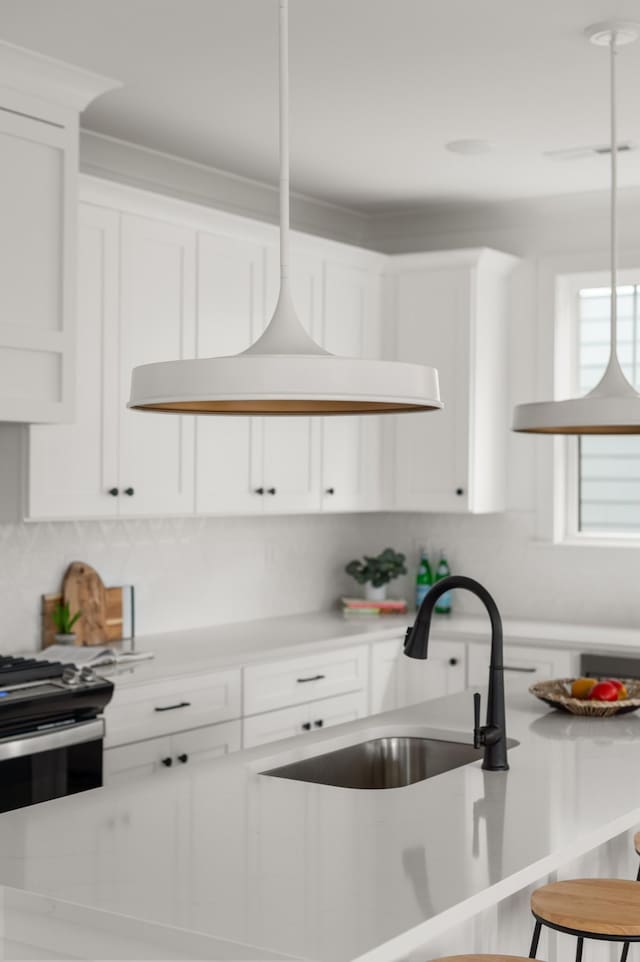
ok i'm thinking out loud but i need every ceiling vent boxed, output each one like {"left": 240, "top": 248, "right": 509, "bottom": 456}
{"left": 545, "top": 141, "right": 635, "bottom": 161}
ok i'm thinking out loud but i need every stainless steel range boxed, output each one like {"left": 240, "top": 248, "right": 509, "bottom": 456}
{"left": 0, "top": 655, "right": 113, "bottom": 813}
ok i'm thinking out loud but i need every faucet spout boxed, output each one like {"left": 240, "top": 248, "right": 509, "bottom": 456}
{"left": 404, "top": 575, "right": 509, "bottom": 772}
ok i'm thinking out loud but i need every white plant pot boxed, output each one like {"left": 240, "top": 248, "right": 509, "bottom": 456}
{"left": 364, "top": 584, "right": 387, "bottom": 603}
{"left": 54, "top": 633, "right": 77, "bottom": 645}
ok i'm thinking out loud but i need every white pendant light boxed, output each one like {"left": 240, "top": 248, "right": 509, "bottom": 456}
{"left": 128, "top": 0, "right": 441, "bottom": 416}
{"left": 513, "top": 21, "right": 640, "bottom": 435}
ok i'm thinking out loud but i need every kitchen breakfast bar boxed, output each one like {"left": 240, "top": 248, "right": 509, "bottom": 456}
{"left": 0, "top": 685, "right": 639, "bottom": 962}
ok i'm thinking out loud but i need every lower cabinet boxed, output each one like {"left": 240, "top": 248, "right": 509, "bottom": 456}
{"left": 370, "top": 636, "right": 467, "bottom": 714}
{"left": 104, "top": 720, "right": 242, "bottom": 782}
{"left": 242, "top": 691, "right": 368, "bottom": 749}
{"left": 467, "top": 642, "right": 578, "bottom": 693}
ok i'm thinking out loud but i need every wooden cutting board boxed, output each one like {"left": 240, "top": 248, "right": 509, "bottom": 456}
{"left": 62, "top": 561, "right": 108, "bottom": 646}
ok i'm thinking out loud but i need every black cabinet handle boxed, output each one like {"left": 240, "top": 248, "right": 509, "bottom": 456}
{"left": 154, "top": 701, "right": 191, "bottom": 712}
{"left": 456, "top": 487, "right": 464, "bottom": 496}
{"left": 503, "top": 665, "right": 537, "bottom": 673}
{"left": 124, "top": 487, "right": 135, "bottom": 496}
{"left": 177, "top": 753, "right": 188, "bottom": 764}
{"left": 255, "top": 487, "right": 265, "bottom": 495}
{"left": 325, "top": 487, "right": 335, "bottom": 495}
{"left": 296, "top": 674, "right": 326, "bottom": 684}
{"left": 449, "top": 657, "right": 459, "bottom": 666}
{"left": 161, "top": 757, "right": 173, "bottom": 767}
{"left": 314, "top": 719, "right": 324, "bottom": 728}
{"left": 301, "top": 722, "right": 312, "bottom": 731}
{"left": 267, "top": 487, "right": 276, "bottom": 495}
{"left": 108, "top": 487, "right": 119, "bottom": 497}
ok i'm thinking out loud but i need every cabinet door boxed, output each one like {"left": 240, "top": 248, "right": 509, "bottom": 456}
{"left": 29, "top": 204, "right": 120, "bottom": 519}
{"left": 321, "top": 262, "right": 382, "bottom": 512}
{"left": 371, "top": 637, "right": 466, "bottom": 713}
{"left": 196, "top": 232, "right": 267, "bottom": 515}
{"left": 260, "top": 247, "right": 322, "bottom": 515}
{"left": 393, "top": 267, "right": 470, "bottom": 512}
{"left": 118, "top": 214, "right": 196, "bottom": 516}
{"left": 104, "top": 734, "right": 173, "bottom": 782}
{"left": 0, "top": 110, "right": 73, "bottom": 423}
{"left": 243, "top": 691, "right": 368, "bottom": 749}
{"left": 171, "top": 720, "right": 241, "bottom": 767}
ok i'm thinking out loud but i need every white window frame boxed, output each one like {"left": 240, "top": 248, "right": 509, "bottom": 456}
{"left": 539, "top": 258, "right": 640, "bottom": 547}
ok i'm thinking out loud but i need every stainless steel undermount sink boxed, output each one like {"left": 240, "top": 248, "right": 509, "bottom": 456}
{"left": 261, "top": 735, "right": 516, "bottom": 790}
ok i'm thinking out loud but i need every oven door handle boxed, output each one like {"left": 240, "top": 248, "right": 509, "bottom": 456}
{"left": 0, "top": 718, "right": 104, "bottom": 762}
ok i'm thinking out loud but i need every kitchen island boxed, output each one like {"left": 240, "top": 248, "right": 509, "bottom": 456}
{"left": 1, "top": 685, "right": 640, "bottom": 961}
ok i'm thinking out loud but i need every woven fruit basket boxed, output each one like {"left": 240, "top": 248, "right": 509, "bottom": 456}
{"left": 529, "top": 678, "right": 640, "bottom": 717}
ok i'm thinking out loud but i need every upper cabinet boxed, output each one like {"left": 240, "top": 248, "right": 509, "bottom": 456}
{"left": 386, "top": 249, "right": 518, "bottom": 514}
{"left": 23, "top": 179, "right": 517, "bottom": 522}
{"left": 0, "top": 41, "right": 118, "bottom": 424}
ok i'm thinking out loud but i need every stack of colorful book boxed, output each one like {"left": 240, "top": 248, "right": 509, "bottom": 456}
{"left": 341, "top": 597, "right": 408, "bottom": 616}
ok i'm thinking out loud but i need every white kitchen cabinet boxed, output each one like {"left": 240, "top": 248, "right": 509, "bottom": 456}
{"left": 243, "top": 644, "right": 369, "bottom": 716}
{"left": 242, "top": 691, "right": 368, "bottom": 749}
{"left": 0, "top": 43, "right": 116, "bottom": 424}
{"left": 320, "top": 261, "right": 383, "bottom": 512}
{"left": 104, "top": 668, "right": 242, "bottom": 748}
{"left": 467, "top": 642, "right": 578, "bottom": 693}
{"left": 370, "top": 636, "right": 466, "bottom": 714}
{"left": 104, "top": 720, "right": 241, "bottom": 782}
{"left": 29, "top": 204, "right": 120, "bottom": 519}
{"left": 118, "top": 214, "right": 196, "bottom": 516}
{"left": 387, "top": 249, "right": 518, "bottom": 514}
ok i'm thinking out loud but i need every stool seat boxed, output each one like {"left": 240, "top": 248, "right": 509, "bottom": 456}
{"left": 634, "top": 831, "right": 640, "bottom": 855}
{"left": 532, "top": 879, "right": 640, "bottom": 937}
{"left": 430, "top": 957, "right": 545, "bottom": 962}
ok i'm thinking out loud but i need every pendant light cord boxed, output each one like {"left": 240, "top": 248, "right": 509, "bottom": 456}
{"left": 279, "top": 0, "right": 290, "bottom": 285}
{"left": 610, "top": 30, "right": 619, "bottom": 358}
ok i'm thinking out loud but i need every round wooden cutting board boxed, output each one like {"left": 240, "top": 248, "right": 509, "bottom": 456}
{"left": 62, "top": 561, "right": 108, "bottom": 646}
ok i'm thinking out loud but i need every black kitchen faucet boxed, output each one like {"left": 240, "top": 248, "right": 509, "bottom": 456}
{"left": 404, "top": 575, "right": 509, "bottom": 772}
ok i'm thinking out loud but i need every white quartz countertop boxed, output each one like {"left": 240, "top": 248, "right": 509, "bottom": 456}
{"left": 3, "top": 687, "right": 640, "bottom": 961}
{"left": 99, "top": 609, "right": 640, "bottom": 687}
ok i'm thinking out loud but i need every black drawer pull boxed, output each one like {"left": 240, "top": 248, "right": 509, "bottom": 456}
{"left": 267, "top": 487, "right": 277, "bottom": 495}
{"left": 301, "top": 722, "right": 312, "bottom": 731}
{"left": 456, "top": 487, "right": 464, "bottom": 496}
{"left": 503, "top": 665, "right": 537, "bottom": 673}
{"left": 449, "top": 657, "right": 459, "bottom": 666}
{"left": 255, "top": 487, "right": 265, "bottom": 495}
{"left": 124, "top": 487, "right": 135, "bottom": 496}
{"left": 314, "top": 719, "right": 324, "bottom": 728}
{"left": 325, "top": 487, "right": 335, "bottom": 495}
{"left": 154, "top": 701, "right": 191, "bottom": 712}
{"left": 161, "top": 757, "right": 172, "bottom": 767}
{"left": 177, "top": 753, "right": 188, "bottom": 764}
{"left": 108, "top": 487, "right": 119, "bottom": 497}
{"left": 296, "top": 674, "right": 326, "bottom": 683}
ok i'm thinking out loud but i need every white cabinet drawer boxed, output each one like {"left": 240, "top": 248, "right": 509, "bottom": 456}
{"left": 467, "top": 643, "right": 578, "bottom": 692}
{"left": 243, "top": 645, "right": 368, "bottom": 716}
{"left": 104, "top": 668, "right": 242, "bottom": 748}
{"left": 243, "top": 691, "right": 368, "bottom": 749}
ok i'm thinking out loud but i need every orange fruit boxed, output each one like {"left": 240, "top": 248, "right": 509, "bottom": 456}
{"left": 617, "top": 685, "right": 629, "bottom": 700}
{"left": 571, "top": 677, "right": 597, "bottom": 699}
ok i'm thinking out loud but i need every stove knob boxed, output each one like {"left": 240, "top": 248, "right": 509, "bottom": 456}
{"left": 62, "top": 667, "right": 81, "bottom": 686}
{"left": 79, "top": 666, "right": 97, "bottom": 683}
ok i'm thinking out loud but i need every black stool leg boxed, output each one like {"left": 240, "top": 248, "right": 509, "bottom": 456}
{"left": 621, "top": 943, "right": 630, "bottom": 962}
{"left": 529, "top": 920, "right": 542, "bottom": 959}
{"left": 575, "top": 937, "right": 583, "bottom": 962}
{"left": 636, "top": 861, "right": 640, "bottom": 882}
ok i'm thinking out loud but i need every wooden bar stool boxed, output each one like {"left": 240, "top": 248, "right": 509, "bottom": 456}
{"left": 431, "top": 957, "right": 545, "bottom": 962}
{"left": 529, "top": 879, "right": 640, "bottom": 962}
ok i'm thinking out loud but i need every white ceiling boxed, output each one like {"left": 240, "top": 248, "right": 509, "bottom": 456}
{"left": 3, "top": 0, "right": 640, "bottom": 212}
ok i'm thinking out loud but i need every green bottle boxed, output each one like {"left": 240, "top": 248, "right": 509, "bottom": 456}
{"left": 415, "top": 549, "right": 433, "bottom": 609}
{"left": 434, "top": 553, "right": 452, "bottom": 614}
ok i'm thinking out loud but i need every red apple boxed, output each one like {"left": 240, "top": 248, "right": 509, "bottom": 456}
{"left": 607, "top": 679, "right": 624, "bottom": 691}
{"left": 589, "top": 681, "right": 619, "bottom": 702}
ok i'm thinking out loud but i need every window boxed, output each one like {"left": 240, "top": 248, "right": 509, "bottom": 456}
{"left": 576, "top": 283, "right": 640, "bottom": 534}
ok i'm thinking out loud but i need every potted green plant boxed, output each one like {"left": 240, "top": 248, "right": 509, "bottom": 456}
{"left": 345, "top": 548, "right": 407, "bottom": 602}
{"left": 52, "top": 601, "right": 82, "bottom": 645}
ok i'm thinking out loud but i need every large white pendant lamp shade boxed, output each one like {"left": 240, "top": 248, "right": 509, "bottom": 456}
{"left": 128, "top": 0, "right": 441, "bottom": 416}
{"left": 513, "top": 21, "right": 640, "bottom": 435}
